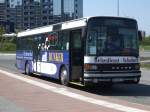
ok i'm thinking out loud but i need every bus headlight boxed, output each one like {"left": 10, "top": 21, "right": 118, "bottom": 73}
{"left": 84, "top": 64, "right": 98, "bottom": 71}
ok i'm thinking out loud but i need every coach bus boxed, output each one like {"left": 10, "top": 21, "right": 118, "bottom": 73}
{"left": 16, "top": 16, "right": 141, "bottom": 86}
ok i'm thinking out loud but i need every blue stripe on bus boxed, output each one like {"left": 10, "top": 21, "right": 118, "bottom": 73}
{"left": 16, "top": 50, "right": 70, "bottom": 79}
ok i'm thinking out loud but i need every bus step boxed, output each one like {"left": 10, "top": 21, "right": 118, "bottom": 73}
{"left": 70, "top": 82, "right": 84, "bottom": 86}
{"left": 33, "top": 73, "right": 41, "bottom": 76}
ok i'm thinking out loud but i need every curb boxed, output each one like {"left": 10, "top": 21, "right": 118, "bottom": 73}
{"left": 0, "top": 53, "right": 16, "bottom": 56}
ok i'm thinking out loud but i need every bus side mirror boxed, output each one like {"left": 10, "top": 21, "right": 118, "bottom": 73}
{"left": 138, "top": 30, "right": 145, "bottom": 41}
{"left": 138, "top": 31, "right": 142, "bottom": 41}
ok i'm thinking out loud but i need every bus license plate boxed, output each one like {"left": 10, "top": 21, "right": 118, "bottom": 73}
{"left": 112, "top": 78, "right": 123, "bottom": 82}
{"left": 93, "top": 79, "right": 98, "bottom": 83}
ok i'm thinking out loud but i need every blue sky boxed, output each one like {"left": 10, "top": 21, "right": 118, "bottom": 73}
{"left": 84, "top": 0, "right": 150, "bottom": 35}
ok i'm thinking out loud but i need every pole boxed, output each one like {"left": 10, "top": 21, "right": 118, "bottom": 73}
{"left": 117, "top": 0, "right": 120, "bottom": 16}
{"left": 61, "top": 0, "right": 64, "bottom": 20}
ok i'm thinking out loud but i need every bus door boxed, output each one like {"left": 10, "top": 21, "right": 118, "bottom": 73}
{"left": 33, "top": 36, "right": 42, "bottom": 73}
{"left": 70, "top": 29, "right": 83, "bottom": 82}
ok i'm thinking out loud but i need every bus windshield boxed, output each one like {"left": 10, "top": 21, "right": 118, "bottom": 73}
{"left": 86, "top": 17, "right": 139, "bottom": 56}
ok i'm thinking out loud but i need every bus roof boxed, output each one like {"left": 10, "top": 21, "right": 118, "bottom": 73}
{"left": 17, "top": 16, "right": 136, "bottom": 38}
{"left": 17, "top": 17, "right": 88, "bottom": 38}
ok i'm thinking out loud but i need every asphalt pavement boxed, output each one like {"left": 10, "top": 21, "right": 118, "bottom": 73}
{"left": 0, "top": 53, "right": 150, "bottom": 112}
{"left": 140, "top": 51, "right": 150, "bottom": 57}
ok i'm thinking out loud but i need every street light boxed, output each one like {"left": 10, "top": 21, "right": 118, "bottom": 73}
{"left": 117, "top": 0, "right": 120, "bottom": 16}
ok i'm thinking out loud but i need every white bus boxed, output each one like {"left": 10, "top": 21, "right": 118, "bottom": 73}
{"left": 16, "top": 16, "right": 141, "bottom": 86}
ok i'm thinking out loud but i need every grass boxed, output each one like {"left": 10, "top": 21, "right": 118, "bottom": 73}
{"left": 140, "top": 37, "right": 150, "bottom": 51}
{"left": 140, "top": 45, "right": 150, "bottom": 51}
{"left": 140, "top": 57, "right": 150, "bottom": 61}
{"left": 0, "top": 51, "right": 16, "bottom": 53}
{"left": 141, "top": 63, "right": 150, "bottom": 69}
{"left": 0, "top": 42, "right": 16, "bottom": 53}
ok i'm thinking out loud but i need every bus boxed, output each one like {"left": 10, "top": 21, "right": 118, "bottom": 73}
{"left": 16, "top": 16, "right": 141, "bottom": 86}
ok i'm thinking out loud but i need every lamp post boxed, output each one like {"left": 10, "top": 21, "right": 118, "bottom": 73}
{"left": 117, "top": 0, "right": 120, "bottom": 16}
{"left": 61, "top": 0, "right": 64, "bottom": 20}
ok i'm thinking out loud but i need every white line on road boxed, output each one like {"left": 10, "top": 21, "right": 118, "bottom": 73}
{"left": 0, "top": 53, "right": 16, "bottom": 56}
{"left": 141, "top": 60, "right": 150, "bottom": 63}
{"left": 0, "top": 69, "right": 149, "bottom": 112}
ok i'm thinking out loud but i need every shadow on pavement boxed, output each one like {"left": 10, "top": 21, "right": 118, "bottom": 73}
{"left": 14, "top": 72, "right": 150, "bottom": 97}
{"left": 71, "top": 83, "right": 150, "bottom": 97}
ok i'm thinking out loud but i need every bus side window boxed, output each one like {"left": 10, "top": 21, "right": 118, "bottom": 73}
{"left": 21, "top": 36, "right": 33, "bottom": 50}
{"left": 59, "top": 31, "right": 69, "bottom": 51}
{"left": 72, "top": 30, "right": 82, "bottom": 50}
{"left": 47, "top": 32, "right": 59, "bottom": 50}
{"left": 71, "top": 29, "right": 82, "bottom": 65}
{"left": 16, "top": 38, "right": 22, "bottom": 50}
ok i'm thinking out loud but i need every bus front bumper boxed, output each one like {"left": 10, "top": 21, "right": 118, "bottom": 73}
{"left": 84, "top": 71, "right": 141, "bottom": 84}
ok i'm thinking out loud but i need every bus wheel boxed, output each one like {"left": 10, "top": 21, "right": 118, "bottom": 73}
{"left": 60, "top": 67, "right": 69, "bottom": 86}
{"left": 25, "top": 62, "right": 31, "bottom": 75}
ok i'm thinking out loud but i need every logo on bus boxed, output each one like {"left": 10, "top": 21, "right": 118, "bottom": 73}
{"left": 96, "top": 56, "right": 138, "bottom": 64}
{"left": 49, "top": 53, "right": 63, "bottom": 62}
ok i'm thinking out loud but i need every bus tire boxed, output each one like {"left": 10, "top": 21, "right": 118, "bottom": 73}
{"left": 60, "top": 67, "right": 69, "bottom": 86}
{"left": 25, "top": 62, "right": 31, "bottom": 75}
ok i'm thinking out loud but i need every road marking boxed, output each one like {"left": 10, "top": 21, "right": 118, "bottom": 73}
{"left": 0, "top": 53, "right": 16, "bottom": 56}
{"left": 0, "top": 69, "right": 149, "bottom": 112}
{"left": 141, "top": 60, "right": 150, "bottom": 63}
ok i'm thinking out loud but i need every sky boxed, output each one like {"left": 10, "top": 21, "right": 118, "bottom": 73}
{"left": 0, "top": 0, "right": 4, "bottom": 3}
{"left": 84, "top": 0, "right": 150, "bottom": 35}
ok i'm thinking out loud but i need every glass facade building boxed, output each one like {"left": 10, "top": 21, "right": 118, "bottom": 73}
{"left": 53, "top": 0, "right": 83, "bottom": 19}
{"left": 0, "top": 0, "right": 5, "bottom": 3}
{"left": 53, "top": 0, "right": 61, "bottom": 15}
{"left": 64, "top": 0, "right": 74, "bottom": 16}
{"left": 9, "top": 0, "right": 22, "bottom": 8}
{"left": 0, "top": 2, "right": 6, "bottom": 21}
{"left": 0, "top": 0, "right": 83, "bottom": 31}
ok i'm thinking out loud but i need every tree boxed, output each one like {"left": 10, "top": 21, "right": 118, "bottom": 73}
{"left": 0, "top": 27, "right": 5, "bottom": 49}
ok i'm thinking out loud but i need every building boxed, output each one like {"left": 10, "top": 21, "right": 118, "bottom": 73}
{"left": 22, "top": 0, "right": 53, "bottom": 29}
{"left": 40, "top": 0, "right": 53, "bottom": 26}
{"left": 0, "top": 0, "right": 15, "bottom": 33}
{"left": 6, "top": 7, "right": 16, "bottom": 23}
{"left": 0, "top": 0, "right": 83, "bottom": 31}
{"left": 15, "top": 5, "right": 23, "bottom": 30}
{"left": 53, "top": 0, "right": 83, "bottom": 22}
{"left": 0, "top": 21, "right": 14, "bottom": 33}
{"left": 8, "top": 0, "right": 22, "bottom": 31}
{"left": 22, "top": 0, "right": 41, "bottom": 29}
{"left": 74, "top": 0, "right": 83, "bottom": 18}
{"left": 9, "top": 0, "right": 22, "bottom": 8}
{"left": 0, "top": 0, "right": 23, "bottom": 31}
{"left": 0, "top": 2, "right": 6, "bottom": 21}
{"left": 22, "top": 0, "right": 83, "bottom": 30}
